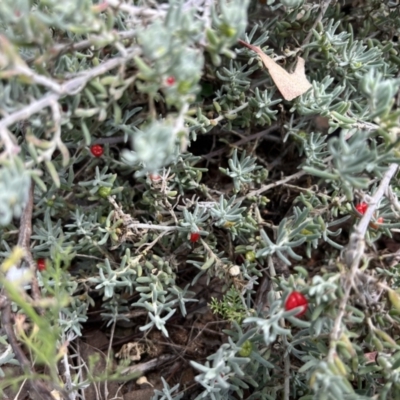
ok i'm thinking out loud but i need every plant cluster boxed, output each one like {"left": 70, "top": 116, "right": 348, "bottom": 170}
{"left": 1, "top": 0, "right": 400, "bottom": 399}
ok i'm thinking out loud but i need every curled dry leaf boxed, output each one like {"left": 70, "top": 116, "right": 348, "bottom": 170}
{"left": 238, "top": 39, "right": 312, "bottom": 101}
{"left": 116, "top": 341, "right": 145, "bottom": 362}
{"left": 136, "top": 376, "right": 154, "bottom": 387}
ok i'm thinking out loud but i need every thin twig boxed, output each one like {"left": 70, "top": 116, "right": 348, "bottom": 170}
{"left": 108, "top": 196, "right": 178, "bottom": 232}
{"left": 0, "top": 295, "right": 32, "bottom": 375}
{"left": 106, "top": 0, "right": 167, "bottom": 19}
{"left": 0, "top": 47, "right": 141, "bottom": 156}
{"left": 201, "top": 123, "right": 280, "bottom": 161}
{"left": 121, "top": 354, "right": 175, "bottom": 375}
{"left": 283, "top": 337, "right": 291, "bottom": 400}
{"left": 239, "top": 150, "right": 336, "bottom": 202}
{"left": 328, "top": 163, "right": 398, "bottom": 360}
{"left": 302, "top": 0, "right": 333, "bottom": 47}
{"left": 267, "top": 255, "right": 291, "bottom": 400}
{"left": 18, "top": 182, "right": 41, "bottom": 303}
{"left": 208, "top": 102, "right": 249, "bottom": 125}
{"left": 0, "top": 296, "right": 60, "bottom": 398}
{"left": 26, "top": 29, "right": 137, "bottom": 65}
{"left": 238, "top": 169, "right": 306, "bottom": 202}
{"left": 0, "top": 180, "right": 63, "bottom": 399}
{"left": 105, "top": 318, "right": 117, "bottom": 400}
{"left": 0, "top": 301, "right": 55, "bottom": 400}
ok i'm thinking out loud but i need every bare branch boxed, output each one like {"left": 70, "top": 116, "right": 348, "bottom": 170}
{"left": 302, "top": 0, "right": 333, "bottom": 47}
{"left": 328, "top": 163, "right": 398, "bottom": 359}
{"left": 26, "top": 29, "right": 137, "bottom": 65}
{"left": 0, "top": 46, "right": 140, "bottom": 156}
{"left": 0, "top": 183, "right": 60, "bottom": 399}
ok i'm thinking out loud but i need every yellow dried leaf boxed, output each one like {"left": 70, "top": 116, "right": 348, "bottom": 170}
{"left": 239, "top": 39, "right": 312, "bottom": 101}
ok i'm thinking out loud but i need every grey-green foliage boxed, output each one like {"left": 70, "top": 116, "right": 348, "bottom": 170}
{"left": 296, "top": 132, "right": 329, "bottom": 168}
{"left": 64, "top": 208, "right": 100, "bottom": 250}
{"left": 256, "top": 208, "right": 310, "bottom": 265}
{"left": 293, "top": 76, "right": 346, "bottom": 119}
{"left": 131, "top": 255, "right": 196, "bottom": 336}
{"left": 306, "top": 19, "right": 386, "bottom": 85}
{"left": 220, "top": 149, "right": 263, "bottom": 192}
{"left": 360, "top": 69, "right": 400, "bottom": 120}
{"left": 78, "top": 165, "right": 117, "bottom": 195}
{"left": 152, "top": 377, "right": 184, "bottom": 400}
{"left": 136, "top": 3, "right": 204, "bottom": 106}
{"left": 309, "top": 361, "right": 358, "bottom": 400}
{"left": 101, "top": 296, "right": 130, "bottom": 327}
{"left": 210, "top": 196, "right": 246, "bottom": 227}
{"left": 249, "top": 87, "right": 281, "bottom": 125}
{"left": 280, "top": 0, "right": 303, "bottom": 8}
{"left": 32, "top": 209, "right": 75, "bottom": 258}
{"left": 0, "top": 0, "right": 103, "bottom": 46}
{"left": 3, "top": 0, "right": 400, "bottom": 398}
{"left": 216, "top": 60, "right": 258, "bottom": 101}
{"left": 59, "top": 302, "right": 88, "bottom": 337}
{"left": 307, "top": 275, "right": 338, "bottom": 305}
{"left": 255, "top": 203, "right": 348, "bottom": 264}
{"left": 207, "top": 0, "right": 250, "bottom": 65}
{"left": 0, "top": 336, "right": 17, "bottom": 378}
{"left": 0, "top": 158, "right": 31, "bottom": 226}
{"left": 179, "top": 203, "right": 210, "bottom": 234}
{"left": 121, "top": 121, "right": 177, "bottom": 176}
{"left": 191, "top": 339, "right": 251, "bottom": 400}
{"left": 88, "top": 258, "right": 137, "bottom": 300}
{"left": 169, "top": 153, "right": 206, "bottom": 193}
{"left": 210, "top": 196, "right": 252, "bottom": 239}
{"left": 304, "top": 130, "right": 395, "bottom": 200}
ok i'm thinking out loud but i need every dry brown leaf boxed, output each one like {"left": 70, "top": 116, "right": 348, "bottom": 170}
{"left": 238, "top": 39, "right": 312, "bottom": 101}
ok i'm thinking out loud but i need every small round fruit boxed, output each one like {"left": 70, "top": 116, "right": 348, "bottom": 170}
{"left": 165, "top": 76, "right": 176, "bottom": 86}
{"left": 355, "top": 202, "right": 368, "bottom": 215}
{"left": 90, "top": 144, "right": 104, "bottom": 157}
{"left": 190, "top": 232, "right": 200, "bottom": 243}
{"left": 98, "top": 186, "right": 112, "bottom": 198}
{"left": 37, "top": 258, "right": 46, "bottom": 272}
{"left": 229, "top": 265, "right": 240, "bottom": 277}
{"left": 149, "top": 173, "right": 161, "bottom": 182}
{"left": 370, "top": 217, "right": 384, "bottom": 229}
{"left": 285, "top": 291, "right": 308, "bottom": 317}
{"left": 238, "top": 340, "right": 253, "bottom": 357}
{"left": 245, "top": 251, "right": 256, "bottom": 262}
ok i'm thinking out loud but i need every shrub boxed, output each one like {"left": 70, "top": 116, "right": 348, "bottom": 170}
{"left": 1, "top": 0, "right": 400, "bottom": 399}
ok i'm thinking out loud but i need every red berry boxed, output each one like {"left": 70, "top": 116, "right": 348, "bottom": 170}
{"left": 90, "top": 144, "right": 104, "bottom": 157}
{"left": 166, "top": 76, "right": 176, "bottom": 86}
{"left": 149, "top": 173, "right": 161, "bottom": 182}
{"left": 190, "top": 232, "right": 200, "bottom": 243}
{"left": 355, "top": 202, "right": 368, "bottom": 215}
{"left": 285, "top": 291, "right": 308, "bottom": 317}
{"left": 37, "top": 258, "right": 46, "bottom": 272}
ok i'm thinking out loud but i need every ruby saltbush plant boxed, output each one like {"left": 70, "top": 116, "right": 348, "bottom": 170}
{"left": 1, "top": 0, "right": 400, "bottom": 399}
